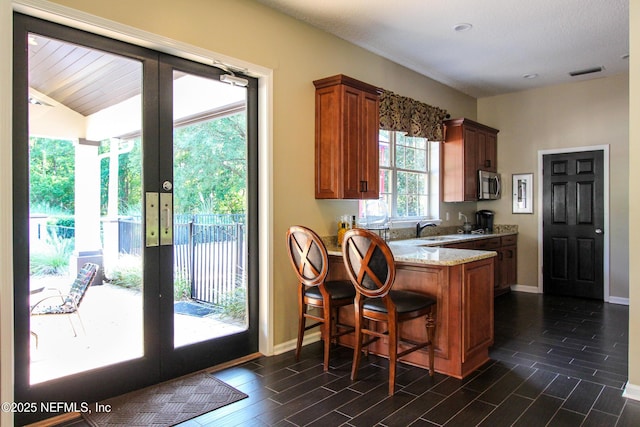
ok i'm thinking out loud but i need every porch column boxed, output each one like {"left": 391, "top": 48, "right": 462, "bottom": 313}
{"left": 101, "top": 138, "right": 121, "bottom": 276}
{"left": 71, "top": 138, "right": 103, "bottom": 283}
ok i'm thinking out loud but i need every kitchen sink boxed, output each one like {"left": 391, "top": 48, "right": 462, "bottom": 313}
{"left": 420, "top": 235, "right": 460, "bottom": 242}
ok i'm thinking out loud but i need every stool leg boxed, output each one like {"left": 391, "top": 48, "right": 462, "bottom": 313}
{"left": 322, "top": 301, "right": 332, "bottom": 371}
{"left": 388, "top": 314, "right": 398, "bottom": 396}
{"left": 295, "top": 286, "right": 306, "bottom": 362}
{"left": 351, "top": 303, "right": 364, "bottom": 381}
{"left": 426, "top": 311, "right": 436, "bottom": 376}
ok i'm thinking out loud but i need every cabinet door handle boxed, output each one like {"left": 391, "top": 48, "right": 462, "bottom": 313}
{"left": 485, "top": 160, "right": 491, "bottom": 168}
{"left": 360, "top": 180, "right": 368, "bottom": 192}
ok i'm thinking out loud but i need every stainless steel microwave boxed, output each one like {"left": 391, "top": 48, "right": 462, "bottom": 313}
{"left": 478, "top": 170, "right": 501, "bottom": 200}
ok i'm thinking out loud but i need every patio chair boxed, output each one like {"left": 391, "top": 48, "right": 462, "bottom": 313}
{"left": 30, "top": 262, "right": 99, "bottom": 347}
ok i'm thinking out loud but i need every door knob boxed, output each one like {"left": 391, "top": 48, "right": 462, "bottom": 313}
{"left": 595, "top": 228, "right": 603, "bottom": 234}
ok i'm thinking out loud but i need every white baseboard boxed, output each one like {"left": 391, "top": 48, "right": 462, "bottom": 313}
{"left": 608, "top": 296, "right": 629, "bottom": 305}
{"left": 624, "top": 382, "right": 640, "bottom": 401}
{"left": 510, "top": 284, "right": 540, "bottom": 294}
{"left": 508, "top": 285, "right": 629, "bottom": 305}
{"left": 273, "top": 331, "right": 321, "bottom": 355}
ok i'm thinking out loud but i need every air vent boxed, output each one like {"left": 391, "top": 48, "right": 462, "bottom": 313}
{"left": 569, "top": 66, "right": 604, "bottom": 77}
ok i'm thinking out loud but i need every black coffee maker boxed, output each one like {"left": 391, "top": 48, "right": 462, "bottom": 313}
{"left": 475, "top": 210, "right": 494, "bottom": 233}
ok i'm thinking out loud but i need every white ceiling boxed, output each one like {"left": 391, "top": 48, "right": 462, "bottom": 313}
{"left": 256, "top": 0, "right": 629, "bottom": 98}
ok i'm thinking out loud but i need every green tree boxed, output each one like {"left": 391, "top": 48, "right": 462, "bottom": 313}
{"left": 173, "top": 114, "right": 247, "bottom": 214}
{"left": 29, "top": 137, "right": 75, "bottom": 214}
{"left": 100, "top": 138, "right": 143, "bottom": 216}
{"left": 117, "top": 138, "right": 142, "bottom": 215}
{"left": 97, "top": 113, "right": 247, "bottom": 217}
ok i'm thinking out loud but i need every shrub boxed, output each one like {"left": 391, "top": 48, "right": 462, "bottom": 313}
{"left": 105, "top": 255, "right": 142, "bottom": 290}
{"left": 30, "top": 232, "right": 74, "bottom": 276}
{"left": 106, "top": 257, "right": 193, "bottom": 302}
{"left": 174, "top": 269, "right": 192, "bottom": 301}
{"left": 219, "top": 286, "right": 247, "bottom": 322}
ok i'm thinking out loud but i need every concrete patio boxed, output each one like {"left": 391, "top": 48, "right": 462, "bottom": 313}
{"left": 29, "top": 275, "right": 245, "bottom": 384}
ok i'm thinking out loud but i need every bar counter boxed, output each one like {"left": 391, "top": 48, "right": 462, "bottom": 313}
{"left": 326, "top": 238, "right": 497, "bottom": 379}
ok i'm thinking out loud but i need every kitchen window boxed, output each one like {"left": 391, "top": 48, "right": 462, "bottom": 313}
{"left": 362, "top": 130, "right": 439, "bottom": 225}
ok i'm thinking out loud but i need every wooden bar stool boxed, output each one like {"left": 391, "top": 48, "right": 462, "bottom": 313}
{"left": 286, "top": 225, "right": 356, "bottom": 371}
{"left": 341, "top": 228, "right": 436, "bottom": 395}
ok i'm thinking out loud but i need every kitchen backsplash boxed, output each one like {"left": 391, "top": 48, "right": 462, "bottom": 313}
{"left": 389, "top": 224, "right": 518, "bottom": 241}
{"left": 323, "top": 224, "right": 518, "bottom": 248}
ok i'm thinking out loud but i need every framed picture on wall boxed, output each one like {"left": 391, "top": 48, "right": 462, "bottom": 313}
{"left": 512, "top": 173, "right": 533, "bottom": 214}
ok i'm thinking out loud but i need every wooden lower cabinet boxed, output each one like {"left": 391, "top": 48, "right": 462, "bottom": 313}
{"left": 443, "top": 234, "right": 517, "bottom": 296}
{"left": 497, "top": 245, "right": 517, "bottom": 296}
{"left": 328, "top": 255, "right": 495, "bottom": 379}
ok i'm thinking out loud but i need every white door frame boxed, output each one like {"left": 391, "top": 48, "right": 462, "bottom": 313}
{"left": 537, "top": 145, "right": 610, "bottom": 301}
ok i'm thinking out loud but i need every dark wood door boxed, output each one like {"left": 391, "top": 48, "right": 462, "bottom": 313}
{"left": 543, "top": 150, "right": 604, "bottom": 299}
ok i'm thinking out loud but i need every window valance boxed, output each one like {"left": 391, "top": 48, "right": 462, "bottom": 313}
{"left": 379, "top": 89, "right": 448, "bottom": 141}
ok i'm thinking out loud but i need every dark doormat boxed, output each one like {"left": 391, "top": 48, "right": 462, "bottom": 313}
{"left": 173, "top": 301, "right": 216, "bottom": 317}
{"left": 82, "top": 372, "right": 247, "bottom": 427}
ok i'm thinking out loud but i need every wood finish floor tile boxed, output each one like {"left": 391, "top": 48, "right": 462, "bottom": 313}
{"left": 55, "top": 293, "right": 640, "bottom": 427}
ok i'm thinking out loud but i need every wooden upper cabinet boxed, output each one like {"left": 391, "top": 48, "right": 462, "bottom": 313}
{"left": 443, "top": 118, "right": 499, "bottom": 202}
{"left": 314, "top": 75, "right": 380, "bottom": 199}
{"left": 479, "top": 131, "right": 498, "bottom": 172}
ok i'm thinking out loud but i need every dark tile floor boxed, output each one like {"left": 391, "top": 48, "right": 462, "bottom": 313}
{"left": 63, "top": 292, "right": 640, "bottom": 426}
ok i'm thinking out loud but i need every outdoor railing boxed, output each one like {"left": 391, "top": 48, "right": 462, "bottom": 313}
{"left": 118, "top": 214, "right": 246, "bottom": 305}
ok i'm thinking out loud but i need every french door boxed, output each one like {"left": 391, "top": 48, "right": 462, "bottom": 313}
{"left": 13, "top": 14, "right": 258, "bottom": 425}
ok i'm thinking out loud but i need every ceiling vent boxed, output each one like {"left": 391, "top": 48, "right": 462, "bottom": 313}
{"left": 569, "top": 66, "right": 604, "bottom": 77}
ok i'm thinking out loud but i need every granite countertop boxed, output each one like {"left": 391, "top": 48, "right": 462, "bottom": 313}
{"left": 323, "top": 233, "right": 500, "bottom": 266}
{"left": 410, "top": 231, "right": 517, "bottom": 246}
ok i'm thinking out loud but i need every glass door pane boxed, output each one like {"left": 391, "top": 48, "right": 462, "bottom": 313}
{"left": 171, "top": 71, "right": 249, "bottom": 348}
{"left": 27, "top": 34, "right": 144, "bottom": 383}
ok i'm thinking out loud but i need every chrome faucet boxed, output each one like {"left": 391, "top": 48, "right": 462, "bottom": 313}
{"left": 416, "top": 221, "right": 437, "bottom": 238}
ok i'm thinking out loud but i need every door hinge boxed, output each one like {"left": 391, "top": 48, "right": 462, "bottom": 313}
{"left": 145, "top": 192, "right": 159, "bottom": 247}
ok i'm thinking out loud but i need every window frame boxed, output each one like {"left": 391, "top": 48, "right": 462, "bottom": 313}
{"left": 373, "top": 130, "right": 440, "bottom": 226}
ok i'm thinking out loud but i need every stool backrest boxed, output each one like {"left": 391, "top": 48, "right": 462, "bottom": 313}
{"left": 286, "top": 225, "right": 329, "bottom": 287}
{"left": 342, "top": 228, "right": 395, "bottom": 298}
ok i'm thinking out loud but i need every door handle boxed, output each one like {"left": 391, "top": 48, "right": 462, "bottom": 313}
{"left": 595, "top": 228, "right": 603, "bottom": 234}
{"left": 160, "top": 192, "right": 173, "bottom": 246}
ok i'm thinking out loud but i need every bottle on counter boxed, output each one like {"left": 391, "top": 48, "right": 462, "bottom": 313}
{"left": 336, "top": 215, "right": 346, "bottom": 233}
{"left": 351, "top": 215, "right": 357, "bottom": 229}
{"left": 337, "top": 222, "right": 347, "bottom": 246}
